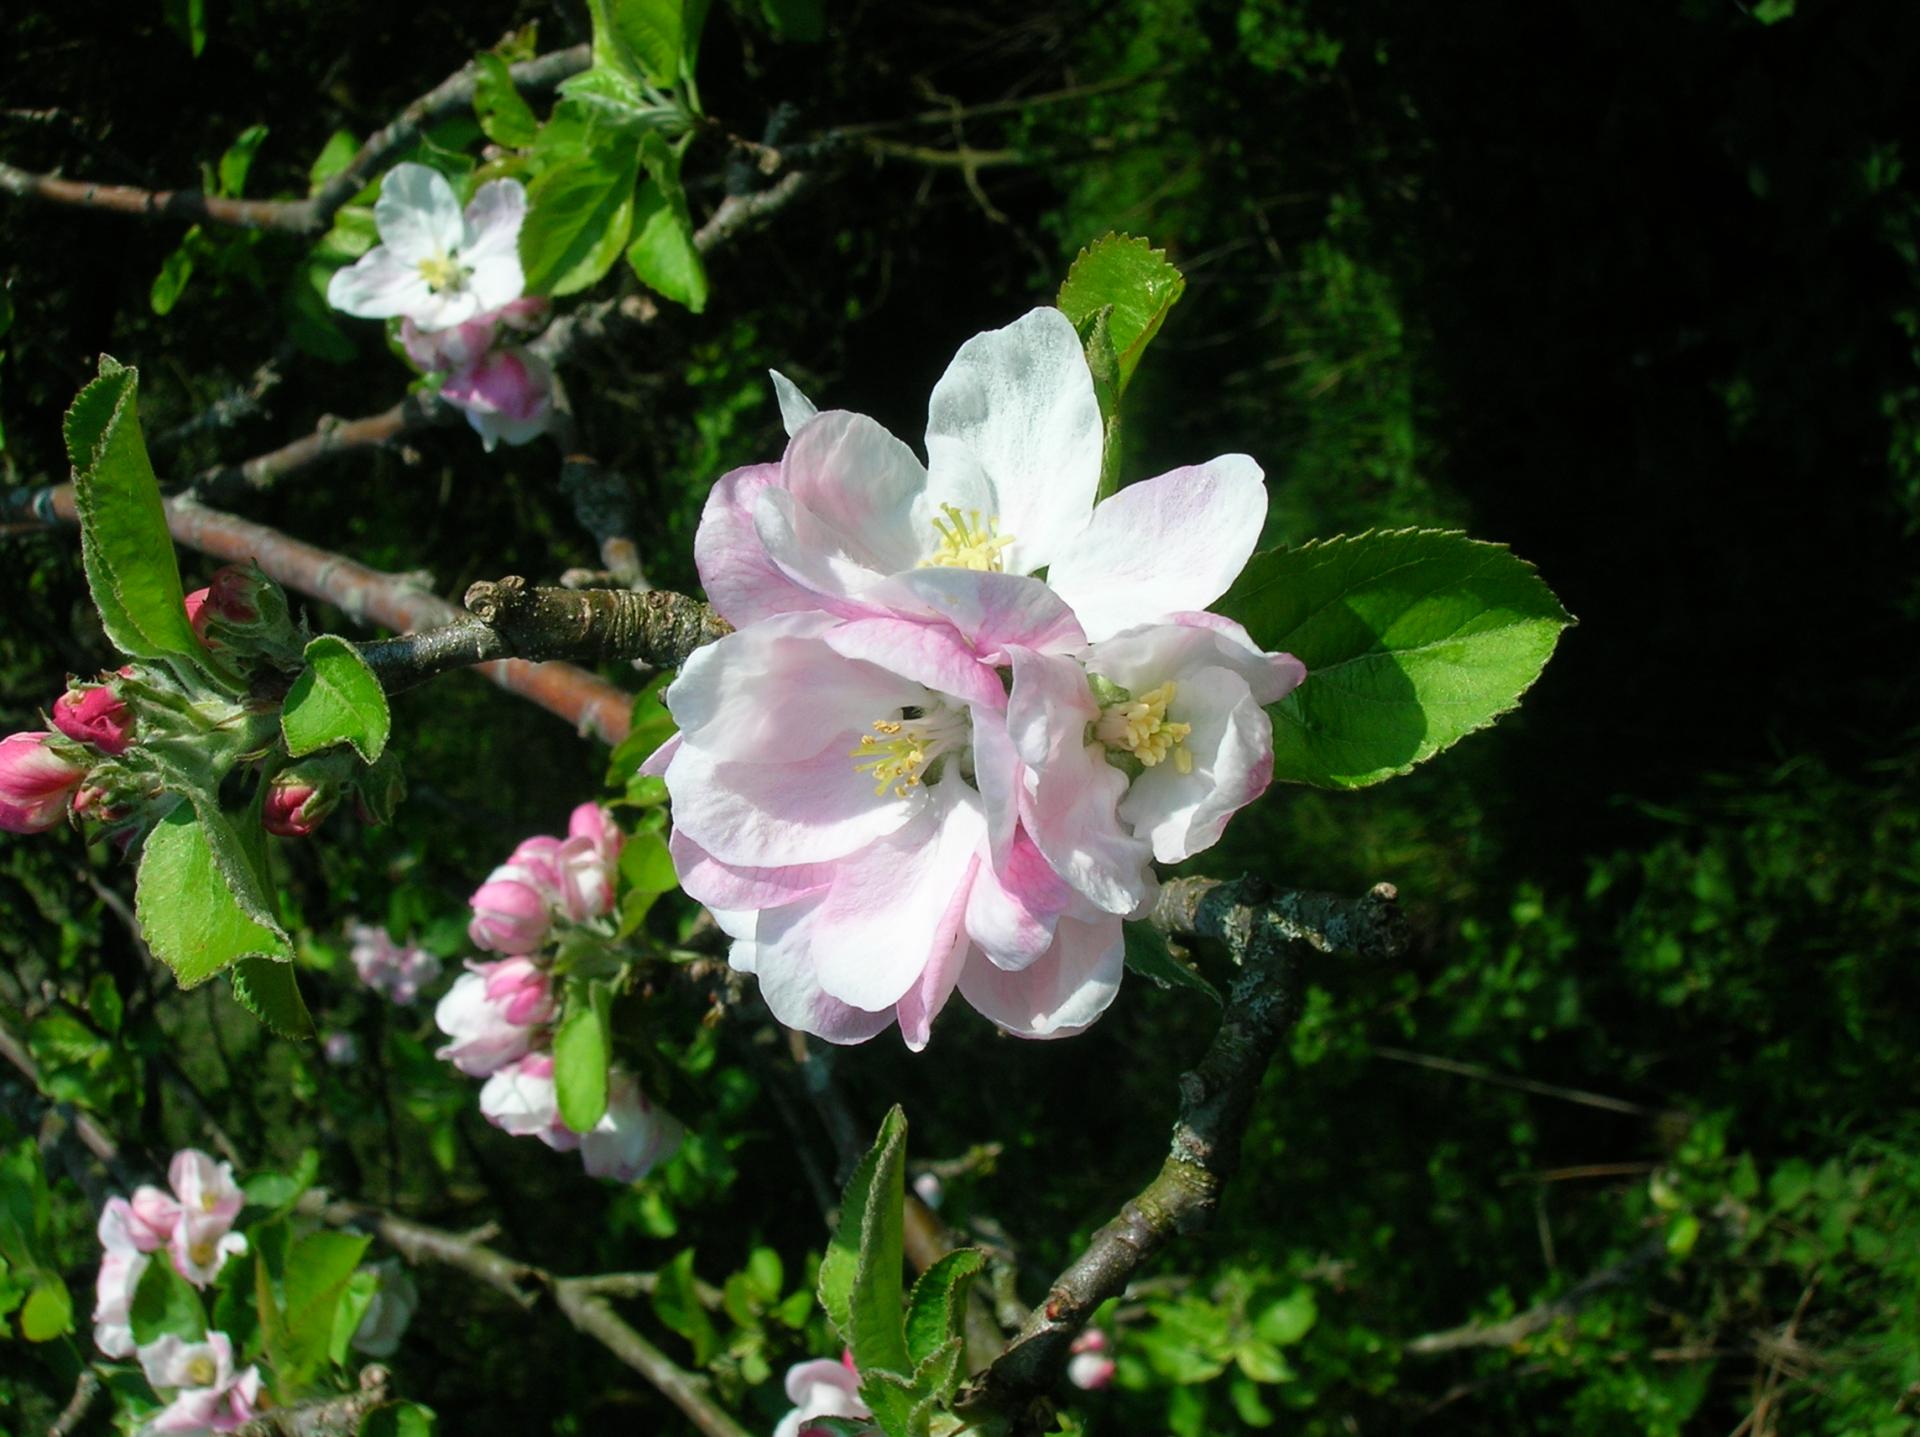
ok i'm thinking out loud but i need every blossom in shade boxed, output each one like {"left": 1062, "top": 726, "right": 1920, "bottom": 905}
{"left": 579, "top": 1071, "right": 683, "bottom": 1182}
{"left": 1067, "top": 1328, "right": 1116, "bottom": 1390}
{"left": 0, "top": 731, "right": 87, "bottom": 834}
{"left": 327, "top": 163, "right": 526, "bottom": 331}
{"left": 93, "top": 1200, "right": 151, "bottom": 1358}
{"left": 439, "top": 346, "right": 554, "bottom": 451}
{"left": 350, "top": 1258, "right": 420, "bottom": 1359}
{"left": 433, "top": 958, "right": 554, "bottom": 1076}
{"left": 347, "top": 922, "right": 441, "bottom": 1004}
{"left": 322, "top": 1030, "right": 361, "bottom": 1066}
{"left": 137, "top": 1330, "right": 262, "bottom": 1433}
{"left": 775, "top": 1355, "right": 871, "bottom": 1437}
{"left": 477, "top": 1053, "right": 578, "bottom": 1152}
{"left": 52, "top": 683, "right": 134, "bottom": 755}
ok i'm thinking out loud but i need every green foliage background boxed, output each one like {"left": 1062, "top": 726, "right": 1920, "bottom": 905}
{"left": 3, "top": 0, "right": 1918, "bottom": 1433}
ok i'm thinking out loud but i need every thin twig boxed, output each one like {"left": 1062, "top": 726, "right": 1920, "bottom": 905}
{"left": 231, "top": 1364, "right": 391, "bottom": 1437}
{"left": 48, "top": 1368, "right": 102, "bottom": 1437}
{"left": 1404, "top": 1235, "right": 1666, "bottom": 1355}
{"left": 1370, "top": 1044, "right": 1679, "bottom": 1120}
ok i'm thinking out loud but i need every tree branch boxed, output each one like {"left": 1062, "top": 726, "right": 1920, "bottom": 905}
{"left": 0, "top": 47, "right": 589, "bottom": 236}
{"left": 186, "top": 395, "right": 455, "bottom": 506}
{"left": 963, "top": 879, "right": 1408, "bottom": 1422}
{"left": 231, "top": 1364, "right": 392, "bottom": 1437}
{"left": 1404, "top": 1235, "right": 1667, "bottom": 1356}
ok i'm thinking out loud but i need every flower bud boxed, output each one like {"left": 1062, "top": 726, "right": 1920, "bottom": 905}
{"left": 322, "top": 1031, "right": 361, "bottom": 1066}
{"left": 434, "top": 958, "right": 554, "bottom": 1076}
{"left": 467, "top": 867, "right": 553, "bottom": 954}
{"left": 263, "top": 774, "right": 336, "bottom": 837}
{"left": 52, "top": 683, "right": 135, "bottom": 755}
{"left": 440, "top": 347, "right": 554, "bottom": 452}
{"left": 187, "top": 563, "right": 297, "bottom": 662}
{"left": 579, "top": 1071, "right": 682, "bottom": 1183}
{"left": 477, "top": 1052, "right": 579, "bottom": 1151}
{"left": 0, "top": 732, "right": 88, "bottom": 833}
{"left": 1067, "top": 1328, "right": 1115, "bottom": 1389}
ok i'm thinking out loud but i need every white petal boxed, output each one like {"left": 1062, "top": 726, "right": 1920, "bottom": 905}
{"left": 1087, "top": 614, "right": 1299, "bottom": 703}
{"left": 781, "top": 411, "right": 929, "bottom": 574}
{"left": 1117, "top": 665, "right": 1272, "bottom": 862}
{"left": 664, "top": 740, "right": 917, "bottom": 868}
{"left": 1048, "top": 455, "right": 1270, "bottom": 641}
{"left": 770, "top": 370, "right": 818, "bottom": 437}
{"left": 923, "top": 307, "right": 1102, "bottom": 574}
{"left": 373, "top": 163, "right": 463, "bottom": 263}
{"left": 462, "top": 179, "right": 527, "bottom": 264}
{"left": 695, "top": 464, "right": 823, "bottom": 626}
{"left": 327, "top": 248, "right": 433, "bottom": 320}
{"left": 466, "top": 253, "right": 526, "bottom": 313}
{"left": 957, "top": 914, "right": 1124, "bottom": 1038}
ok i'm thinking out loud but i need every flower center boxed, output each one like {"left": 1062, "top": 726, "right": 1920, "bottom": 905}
{"left": 920, "top": 505, "right": 1014, "bottom": 572}
{"left": 200, "top": 1192, "right": 218, "bottom": 1213}
{"left": 186, "top": 1355, "right": 217, "bottom": 1387}
{"left": 1095, "top": 682, "right": 1194, "bottom": 774}
{"left": 417, "top": 253, "right": 467, "bottom": 292}
{"left": 850, "top": 706, "right": 970, "bottom": 798}
{"left": 189, "top": 1239, "right": 216, "bottom": 1267}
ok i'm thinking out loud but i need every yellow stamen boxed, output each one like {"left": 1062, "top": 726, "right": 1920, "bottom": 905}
{"left": 1095, "top": 682, "right": 1194, "bottom": 773}
{"left": 186, "top": 1355, "right": 217, "bottom": 1387}
{"left": 920, "top": 504, "right": 1014, "bottom": 572}
{"left": 189, "top": 1240, "right": 215, "bottom": 1267}
{"left": 417, "top": 253, "right": 464, "bottom": 292}
{"left": 850, "top": 720, "right": 932, "bottom": 799}
{"left": 200, "top": 1193, "right": 218, "bottom": 1212}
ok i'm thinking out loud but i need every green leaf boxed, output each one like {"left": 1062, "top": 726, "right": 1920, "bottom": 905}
{"left": 473, "top": 53, "right": 541, "bottom": 147}
{"left": 330, "top": 1267, "right": 380, "bottom": 1368}
{"left": 1122, "top": 923, "right": 1220, "bottom": 1003}
{"left": 848, "top": 1110, "right": 911, "bottom": 1377}
{"left": 131, "top": 1256, "right": 207, "bottom": 1345}
{"left": 520, "top": 133, "right": 642, "bottom": 297}
{"left": 231, "top": 957, "right": 315, "bottom": 1039}
{"left": 553, "top": 980, "right": 614, "bottom": 1132}
{"left": 904, "top": 1248, "right": 983, "bottom": 1368}
{"left": 163, "top": 0, "right": 207, "bottom": 55}
{"left": 279, "top": 1230, "right": 371, "bottom": 1385}
{"left": 308, "top": 129, "right": 360, "bottom": 191}
{"left": 650, "top": 1249, "right": 718, "bottom": 1364}
{"left": 860, "top": 1368, "right": 935, "bottom": 1437}
{"left": 20, "top": 1276, "right": 73, "bottom": 1341}
{"left": 759, "top": 0, "right": 825, "bottom": 41}
{"left": 819, "top": 1105, "right": 903, "bottom": 1351}
{"left": 360, "top": 1403, "right": 437, "bottom": 1437}
{"left": 137, "top": 805, "right": 292, "bottom": 988}
{"left": 616, "top": 830, "right": 678, "bottom": 935}
{"left": 243, "top": 1149, "right": 321, "bottom": 1215}
{"left": 0, "top": 1141, "right": 51, "bottom": 1268}
{"left": 87, "top": 973, "right": 125, "bottom": 1035}
{"left": 626, "top": 135, "right": 707, "bottom": 311}
{"left": 1056, "top": 234, "right": 1186, "bottom": 394}
{"left": 282, "top": 634, "right": 391, "bottom": 762}
{"left": 65, "top": 360, "right": 204, "bottom": 662}
{"left": 588, "top": 0, "right": 686, "bottom": 87}
{"left": 219, "top": 124, "right": 270, "bottom": 197}
{"left": 1252, "top": 1286, "right": 1318, "bottom": 1347}
{"left": 1218, "top": 529, "right": 1572, "bottom": 788}
{"left": 152, "top": 233, "right": 199, "bottom": 316}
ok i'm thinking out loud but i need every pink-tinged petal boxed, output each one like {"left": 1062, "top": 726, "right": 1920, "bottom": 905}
{"left": 462, "top": 179, "right": 527, "bottom": 266}
{"left": 760, "top": 790, "right": 982, "bottom": 1013}
{"left": 770, "top": 370, "right": 818, "bottom": 437}
{"left": 970, "top": 713, "right": 1021, "bottom": 869}
{"left": 373, "top": 163, "right": 463, "bottom": 263}
{"left": 670, "top": 828, "right": 838, "bottom": 911}
{"left": 1118, "top": 665, "right": 1273, "bottom": 863}
{"left": 695, "top": 464, "right": 822, "bottom": 626}
{"left": 895, "top": 853, "right": 980, "bottom": 1052}
{"left": 779, "top": 410, "right": 930, "bottom": 575}
{"left": 326, "top": 247, "right": 433, "bottom": 320}
{"left": 1048, "top": 455, "right": 1270, "bottom": 641}
{"left": 665, "top": 739, "right": 915, "bottom": 867}
{"left": 751, "top": 935, "right": 898, "bottom": 1045}
{"left": 1007, "top": 650, "right": 1155, "bottom": 916}
{"left": 1088, "top": 613, "right": 1301, "bottom": 704}
{"left": 147, "top": 1389, "right": 226, "bottom": 1433}
{"left": 638, "top": 732, "right": 681, "bottom": 779}
{"left": 824, "top": 618, "right": 1008, "bottom": 712}
{"left": 753, "top": 486, "right": 897, "bottom": 618}
{"left": 957, "top": 913, "right": 1124, "bottom": 1038}
{"left": 667, "top": 615, "right": 914, "bottom": 762}
{"left": 965, "top": 828, "right": 1077, "bottom": 972}
{"left": 924, "top": 307, "right": 1102, "bottom": 574}
{"left": 859, "top": 568, "right": 1084, "bottom": 660}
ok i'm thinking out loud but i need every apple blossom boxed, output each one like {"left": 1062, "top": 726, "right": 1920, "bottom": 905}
{"left": 127, "top": 1186, "right": 182, "bottom": 1249}
{"left": 92, "top": 1245, "right": 147, "bottom": 1357}
{"left": 701, "top": 308, "right": 1269, "bottom": 646}
{"left": 347, "top": 922, "right": 441, "bottom": 1003}
{"left": 263, "top": 773, "right": 330, "bottom": 837}
{"left": 327, "top": 163, "right": 526, "bottom": 331}
{"left": 477, "top": 1052, "right": 578, "bottom": 1151}
{"left": 52, "top": 682, "right": 134, "bottom": 755}
{"left": 468, "top": 864, "right": 554, "bottom": 953}
{"left": 0, "top": 731, "right": 87, "bottom": 833}
{"left": 323, "top": 1030, "right": 361, "bottom": 1066}
{"left": 434, "top": 958, "right": 554, "bottom": 1076}
{"left": 439, "top": 346, "right": 554, "bottom": 451}
{"left": 579, "top": 1071, "right": 683, "bottom": 1182}
{"left": 1067, "top": 1328, "right": 1116, "bottom": 1390}
{"left": 775, "top": 1355, "right": 871, "bottom": 1437}
{"left": 138, "top": 1330, "right": 262, "bottom": 1434}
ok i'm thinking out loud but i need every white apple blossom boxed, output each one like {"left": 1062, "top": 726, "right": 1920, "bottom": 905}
{"left": 137, "top": 1330, "right": 262, "bottom": 1434}
{"left": 774, "top": 1355, "right": 871, "bottom": 1437}
{"left": 580, "top": 1071, "right": 683, "bottom": 1182}
{"left": 327, "top": 163, "right": 526, "bottom": 331}
{"left": 350, "top": 1258, "right": 420, "bottom": 1358}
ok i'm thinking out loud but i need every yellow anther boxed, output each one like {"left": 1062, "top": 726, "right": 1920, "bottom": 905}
{"left": 850, "top": 726, "right": 933, "bottom": 799}
{"left": 920, "top": 504, "right": 1015, "bottom": 572}
{"left": 187, "top": 1355, "right": 217, "bottom": 1386}
{"left": 417, "top": 254, "right": 464, "bottom": 292}
{"left": 1095, "top": 682, "right": 1194, "bottom": 772}
{"left": 189, "top": 1240, "right": 216, "bottom": 1267}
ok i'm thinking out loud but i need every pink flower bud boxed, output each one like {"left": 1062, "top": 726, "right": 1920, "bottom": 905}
{"left": 440, "top": 347, "right": 554, "bottom": 451}
{"left": 184, "top": 587, "right": 212, "bottom": 641}
{"left": 263, "top": 776, "right": 332, "bottom": 837}
{"left": 52, "top": 684, "right": 135, "bottom": 756}
{"left": 205, "top": 564, "right": 261, "bottom": 624}
{"left": 434, "top": 958, "right": 554, "bottom": 1076}
{"left": 0, "top": 732, "right": 87, "bottom": 833}
{"left": 1067, "top": 1328, "right": 1115, "bottom": 1389}
{"left": 401, "top": 313, "right": 499, "bottom": 373}
{"left": 467, "top": 868, "right": 553, "bottom": 954}
{"left": 497, "top": 296, "right": 550, "bottom": 332}
{"left": 127, "top": 1186, "right": 181, "bottom": 1249}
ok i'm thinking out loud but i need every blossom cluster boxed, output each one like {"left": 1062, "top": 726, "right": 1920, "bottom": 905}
{"left": 657, "top": 307, "right": 1304, "bottom": 1049}
{"left": 435, "top": 803, "right": 683, "bottom": 1182}
{"left": 346, "top": 922, "right": 442, "bottom": 1004}
{"left": 327, "top": 163, "right": 554, "bottom": 450}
